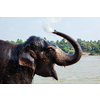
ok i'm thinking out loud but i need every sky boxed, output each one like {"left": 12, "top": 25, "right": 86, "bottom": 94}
{"left": 0, "top": 17, "right": 100, "bottom": 42}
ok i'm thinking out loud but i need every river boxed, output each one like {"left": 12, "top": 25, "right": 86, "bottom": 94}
{"left": 33, "top": 56, "right": 100, "bottom": 84}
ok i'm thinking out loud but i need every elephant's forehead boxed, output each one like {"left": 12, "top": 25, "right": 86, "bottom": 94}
{"left": 30, "top": 36, "right": 57, "bottom": 48}
{"left": 34, "top": 39, "right": 43, "bottom": 46}
{"left": 32, "top": 38, "right": 45, "bottom": 48}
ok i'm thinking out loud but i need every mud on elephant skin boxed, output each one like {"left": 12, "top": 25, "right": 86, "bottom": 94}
{"left": 0, "top": 30, "right": 82, "bottom": 84}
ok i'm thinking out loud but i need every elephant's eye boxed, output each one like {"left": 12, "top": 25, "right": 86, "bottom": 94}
{"left": 46, "top": 47, "right": 55, "bottom": 56}
{"left": 47, "top": 48, "right": 52, "bottom": 51}
{"left": 46, "top": 47, "right": 54, "bottom": 52}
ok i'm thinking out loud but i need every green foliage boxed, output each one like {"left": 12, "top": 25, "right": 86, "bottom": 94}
{"left": 90, "top": 51, "right": 95, "bottom": 55}
{"left": 16, "top": 39, "right": 23, "bottom": 43}
{"left": 77, "top": 39, "right": 100, "bottom": 55}
{"left": 6, "top": 39, "right": 23, "bottom": 44}
{"left": 44, "top": 37, "right": 47, "bottom": 40}
{"left": 50, "top": 41, "right": 56, "bottom": 45}
{"left": 69, "top": 50, "right": 75, "bottom": 55}
{"left": 6, "top": 40, "right": 15, "bottom": 43}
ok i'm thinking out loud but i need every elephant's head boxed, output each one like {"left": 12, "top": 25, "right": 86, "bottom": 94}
{"left": 19, "top": 30, "right": 82, "bottom": 80}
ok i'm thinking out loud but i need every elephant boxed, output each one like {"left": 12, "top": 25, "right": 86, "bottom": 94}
{"left": 0, "top": 30, "right": 82, "bottom": 84}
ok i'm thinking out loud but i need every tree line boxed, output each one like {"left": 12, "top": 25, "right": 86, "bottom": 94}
{"left": 6, "top": 38, "right": 100, "bottom": 55}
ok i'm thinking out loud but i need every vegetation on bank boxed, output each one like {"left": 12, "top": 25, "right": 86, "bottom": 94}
{"left": 6, "top": 38, "right": 100, "bottom": 55}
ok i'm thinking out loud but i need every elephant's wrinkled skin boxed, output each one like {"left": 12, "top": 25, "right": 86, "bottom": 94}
{"left": 0, "top": 30, "right": 82, "bottom": 84}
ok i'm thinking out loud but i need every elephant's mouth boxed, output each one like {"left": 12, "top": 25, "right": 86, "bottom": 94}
{"left": 51, "top": 63, "right": 58, "bottom": 80}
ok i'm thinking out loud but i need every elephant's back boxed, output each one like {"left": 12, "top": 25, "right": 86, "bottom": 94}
{"left": 0, "top": 40, "right": 15, "bottom": 48}
{"left": 0, "top": 40, "right": 15, "bottom": 65}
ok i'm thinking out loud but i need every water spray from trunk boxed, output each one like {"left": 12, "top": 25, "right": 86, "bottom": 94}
{"left": 43, "top": 18, "right": 61, "bottom": 33}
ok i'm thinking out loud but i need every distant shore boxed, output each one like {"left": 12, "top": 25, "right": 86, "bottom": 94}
{"left": 82, "top": 52, "right": 100, "bottom": 56}
{"left": 82, "top": 52, "right": 90, "bottom": 55}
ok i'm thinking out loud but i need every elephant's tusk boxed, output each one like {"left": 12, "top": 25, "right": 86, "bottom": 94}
{"left": 64, "top": 66, "right": 66, "bottom": 68}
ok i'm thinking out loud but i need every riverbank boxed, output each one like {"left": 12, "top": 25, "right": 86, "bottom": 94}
{"left": 82, "top": 52, "right": 100, "bottom": 56}
{"left": 82, "top": 52, "right": 90, "bottom": 55}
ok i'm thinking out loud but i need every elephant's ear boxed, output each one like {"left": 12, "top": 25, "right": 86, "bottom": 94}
{"left": 18, "top": 44, "right": 37, "bottom": 71}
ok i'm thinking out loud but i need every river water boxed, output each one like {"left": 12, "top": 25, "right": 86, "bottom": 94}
{"left": 33, "top": 56, "right": 100, "bottom": 84}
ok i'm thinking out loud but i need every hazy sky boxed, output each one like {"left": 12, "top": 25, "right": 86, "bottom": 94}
{"left": 0, "top": 17, "right": 100, "bottom": 42}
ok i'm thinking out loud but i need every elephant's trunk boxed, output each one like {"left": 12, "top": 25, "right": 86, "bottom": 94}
{"left": 52, "top": 30, "right": 82, "bottom": 66}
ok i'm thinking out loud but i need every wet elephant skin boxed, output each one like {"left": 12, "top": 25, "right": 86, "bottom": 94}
{"left": 0, "top": 30, "right": 82, "bottom": 84}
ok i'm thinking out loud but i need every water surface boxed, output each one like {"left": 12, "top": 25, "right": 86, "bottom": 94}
{"left": 33, "top": 56, "right": 100, "bottom": 84}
